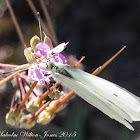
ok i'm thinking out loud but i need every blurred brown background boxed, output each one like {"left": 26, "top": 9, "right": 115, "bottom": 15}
{"left": 0, "top": 0, "right": 140, "bottom": 140}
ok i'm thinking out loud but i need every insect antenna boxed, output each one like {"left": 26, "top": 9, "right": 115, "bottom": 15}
{"left": 37, "top": 12, "right": 43, "bottom": 42}
{"left": 2, "top": 70, "right": 16, "bottom": 74}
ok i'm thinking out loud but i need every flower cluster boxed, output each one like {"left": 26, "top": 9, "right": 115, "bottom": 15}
{"left": 0, "top": 31, "right": 125, "bottom": 130}
{"left": 25, "top": 33, "right": 67, "bottom": 85}
{"left": 3, "top": 33, "right": 67, "bottom": 129}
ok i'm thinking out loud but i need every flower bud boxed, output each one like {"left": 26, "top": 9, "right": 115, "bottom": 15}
{"left": 19, "top": 114, "right": 35, "bottom": 129}
{"left": 49, "top": 100, "right": 67, "bottom": 113}
{"left": 48, "top": 86, "right": 60, "bottom": 100}
{"left": 37, "top": 110, "right": 54, "bottom": 125}
{"left": 5, "top": 109, "right": 23, "bottom": 126}
{"left": 30, "top": 35, "right": 40, "bottom": 50}
{"left": 43, "top": 32, "right": 53, "bottom": 49}
{"left": 24, "top": 47, "right": 36, "bottom": 64}
{"left": 26, "top": 98, "right": 42, "bottom": 114}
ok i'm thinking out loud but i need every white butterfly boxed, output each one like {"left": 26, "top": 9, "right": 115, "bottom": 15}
{"left": 46, "top": 60, "right": 140, "bottom": 131}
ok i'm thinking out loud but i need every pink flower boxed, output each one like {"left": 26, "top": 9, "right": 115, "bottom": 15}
{"left": 28, "top": 42, "right": 67, "bottom": 84}
{"left": 35, "top": 42, "right": 67, "bottom": 64}
{"left": 53, "top": 53, "right": 67, "bottom": 64}
{"left": 36, "top": 43, "right": 50, "bottom": 56}
{"left": 28, "top": 63, "right": 49, "bottom": 85}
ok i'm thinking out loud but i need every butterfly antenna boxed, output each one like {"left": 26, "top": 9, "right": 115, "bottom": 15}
{"left": 37, "top": 12, "right": 43, "bottom": 42}
{"left": 2, "top": 70, "right": 16, "bottom": 74}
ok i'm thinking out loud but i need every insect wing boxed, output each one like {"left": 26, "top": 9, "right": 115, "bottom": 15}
{"left": 52, "top": 71, "right": 134, "bottom": 130}
{"left": 64, "top": 66, "right": 140, "bottom": 121}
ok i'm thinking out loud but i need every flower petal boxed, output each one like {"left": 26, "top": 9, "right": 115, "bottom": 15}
{"left": 50, "top": 42, "right": 66, "bottom": 54}
{"left": 28, "top": 67, "right": 35, "bottom": 81}
{"left": 36, "top": 43, "right": 50, "bottom": 56}
{"left": 53, "top": 53, "right": 67, "bottom": 64}
{"left": 38, "top": 63, "right": 49, "bottom": 73}
{"left": 28, "top": 64, "right": 46, "bottom": 85}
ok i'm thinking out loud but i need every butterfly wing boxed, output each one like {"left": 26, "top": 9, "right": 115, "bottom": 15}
{"left": 64, "top": 66, "right": 140, "bottom": 122}
{"left": 52, "top": 70, "right": 134, "bottom": 130}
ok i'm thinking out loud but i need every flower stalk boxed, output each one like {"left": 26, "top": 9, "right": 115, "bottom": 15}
{"left": 31, "top": 101, "right": 51, "bottom": 121}
{"left": 0, "top": 63, "right": 19, "bottom": 68}
{"left": 36, "top": 82, "right": 60, "bottom": 104}
{"left": 17, "top": 81, "right": 38, "bottom": 111}
{"left": 10, "top": 79, "right": 19, "bottom": 110}
{"left": 49, "top": 46, "right": 126, "bottom": 113}
{"left": 92, "top": 46, "right": 126, "bottom": 75}
{"left": 0, "top": 70, "right": 21, "bottom": 86}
